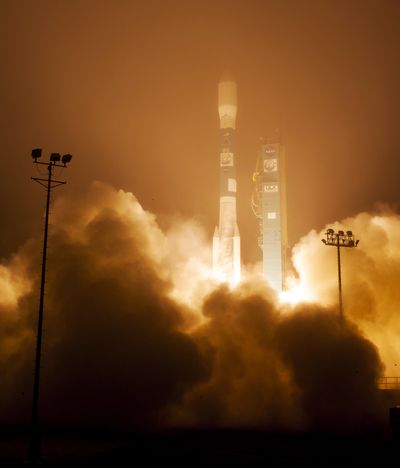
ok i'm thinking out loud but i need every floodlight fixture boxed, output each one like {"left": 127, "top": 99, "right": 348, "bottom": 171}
{"left": 31, "top": 148, "right": 42, "bottom": 160}
{"left": 50, "top": 153, "right": 61, "bottom": 162}
{"left": 61, "top": 154, "right": 72, "bottom": 165}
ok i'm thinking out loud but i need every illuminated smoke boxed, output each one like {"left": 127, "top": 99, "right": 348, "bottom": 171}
{"left": 292, "top": 210, "right": 400, "bottom": 374}
{"left": 167, "top": 285, "right": 383, "bottom": 431}
{"left": 0, "top": 183, "right": 394, "bottom": 432}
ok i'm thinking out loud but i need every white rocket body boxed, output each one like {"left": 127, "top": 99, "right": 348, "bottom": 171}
{"left": 213, "top": 74, "right": 241, "bottom": 284}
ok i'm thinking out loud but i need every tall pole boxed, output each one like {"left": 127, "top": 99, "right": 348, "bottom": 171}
{"left": 336, "top": 236, "right": 343, "bottom": 325}
{"left": 29, "top": 163, "right": 52, "bottom": 465}
{"left": 321, "top": 228, "right": 359, "bottom": 324}
{"left": 28, "top": 150, "right": 72, "bottom": 465}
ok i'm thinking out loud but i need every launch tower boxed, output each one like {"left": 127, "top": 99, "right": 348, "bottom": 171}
{"left": 213, "top": 73, "right": 241, "bottom": 283}
{"left": 252, "top": 137, "right": 288, "bottom": 292}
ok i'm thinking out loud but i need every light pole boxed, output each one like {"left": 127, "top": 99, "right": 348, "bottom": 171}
{"left": 29, "top": 148, "right": 73, "bottom": 465}
{"left": 321, "top": 228, "right": 359, "bottom": 324}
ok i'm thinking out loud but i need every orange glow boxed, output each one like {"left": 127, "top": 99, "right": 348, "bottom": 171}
{"left": 0, "top": 266, "right": 20, "bottom": 306}
{"left": 279, "top": 275, "right": 315, "bottom": 306}
{"left": 0, "top": 263, "right": 31, "bottom": 309}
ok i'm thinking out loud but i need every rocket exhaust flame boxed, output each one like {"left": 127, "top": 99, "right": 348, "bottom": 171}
{"left": 278, "top": 275, "right": 315, "bottom": 306}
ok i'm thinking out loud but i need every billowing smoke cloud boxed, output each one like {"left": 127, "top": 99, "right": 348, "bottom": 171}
{"left": 292, "top": 210, "right": 400, "bottom": 375}
{"left": 0, "top": 183, "right": 209, "bottom": 428}
{"left": 168, "top": 286, "right": 384, "bottom": 432}
{"left": 0, "top": 183, "right": 394, "bottom": 432}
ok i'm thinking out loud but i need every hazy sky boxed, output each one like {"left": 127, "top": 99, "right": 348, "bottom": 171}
{"left": 1, "top": 0, "right": 399, "bottom": 262}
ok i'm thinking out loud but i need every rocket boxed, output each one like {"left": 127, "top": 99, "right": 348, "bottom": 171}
{"left": 212, "top": 73, "right": 241, "bottom": 283}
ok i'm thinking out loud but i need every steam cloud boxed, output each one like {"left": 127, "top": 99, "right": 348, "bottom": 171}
{"left": 0, "top": 183, "right": 395, "bottom": 432}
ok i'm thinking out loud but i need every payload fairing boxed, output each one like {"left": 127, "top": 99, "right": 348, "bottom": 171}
{"left": 212, "top": 74, "right": 241, "bottom": 283}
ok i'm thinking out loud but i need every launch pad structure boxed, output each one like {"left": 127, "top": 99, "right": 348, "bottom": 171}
{"left": 252, "top": 137, "right": 289, "bottom": 292}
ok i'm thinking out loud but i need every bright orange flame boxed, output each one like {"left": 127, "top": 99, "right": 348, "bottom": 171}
{"left": 279, "top": 275, "right": 315, "bottom": 306}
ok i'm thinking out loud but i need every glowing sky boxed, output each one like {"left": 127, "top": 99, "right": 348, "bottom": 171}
{"left": 1, "top": 0, "right": 400, "bottom": 263}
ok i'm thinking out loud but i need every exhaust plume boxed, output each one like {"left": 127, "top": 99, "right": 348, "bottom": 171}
{"left": 0, "top": 183, "right": 394, "bottom": 432}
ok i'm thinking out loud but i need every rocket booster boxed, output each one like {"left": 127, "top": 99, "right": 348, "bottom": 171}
{"left": 213, "top": 73, "right": 241, "bottom": 283}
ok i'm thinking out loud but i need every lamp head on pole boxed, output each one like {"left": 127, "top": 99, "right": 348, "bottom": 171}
{"left": 50, "top": 153, "right": 61, "bottom": 162}
{"left": 61, "top": 154, "right": 72, "bottom": 166}
{"left": 31, "top": 148, "right": 42, "bottom": 161}
{"left": 322, "top": 227, "right": 359, "bottom": 248}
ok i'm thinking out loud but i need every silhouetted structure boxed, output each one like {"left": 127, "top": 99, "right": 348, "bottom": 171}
{"left": 29, "top": 149, "right": 73, "bottom": 465}
{"left": 321, "top": 229, "right": 359, "bottom": 323}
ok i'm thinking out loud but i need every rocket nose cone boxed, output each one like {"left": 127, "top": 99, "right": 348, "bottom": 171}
{"left": 219, "top": 70, "right": 236, "bottom": 84}
{"left": 218, "top": 75, "right": 237, "bottom": 106}
{"left": 218, "top": 71, "right": 237, "bottom": 127}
